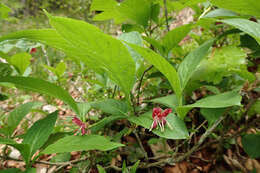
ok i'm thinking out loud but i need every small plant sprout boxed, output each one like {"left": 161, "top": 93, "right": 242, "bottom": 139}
{"left": 149, "top": 107, "right": 173, "bottom": 132}
{"left": 72, "top": 117, "right": 86, "bottom": 135}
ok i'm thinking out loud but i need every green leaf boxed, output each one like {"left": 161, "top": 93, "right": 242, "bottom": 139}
{"left": 22, "top": 111, "right": 58, "bottom": 163}
{"left": 8, "top": 53, "right": 31, "bottom": 75}
{"left": 162, "top": 24, "right": 192, "bottom": 54}
{"left": 97, "top": 165, "right": 107, "bottom": 173}
{"left": 130, "top": 160, "right": 140, "bottom": 173}
{"left": 40, "top": 132, "right": 69, "bottom": 150}
{"left": 55, "top": 61, "right": 66, "bottom": 77}
{"left": 0, "top": 137, "right": 30, "bottom": 164}
{"left": 1, "top": 102, "right": 42, "bottom": 137}
{"left": 129, "top": 44, "right": 182, "bottom": 104}
{"left": 0, "top": 29, "right": 70, "bottom": 51}
{"left": 42, "top": 135, "right": 124, "bottom": 154}
{"left": 177, "top": 91, "right": 242, "bottom": 119}
{"left": 149, "top": 94, "right": 178, "bottom": 109}
{"left": 178, "top": 40, "right": 214, "bottom": 91}
{"left": 221, "top": 18, "right": 260, "bottom": 44}
{"left": 90, "top": 115, "right": 126, "bottom": 133}
{"left": 151, "top": 3, "right": 160, "bottom": 23}
{"left": 47, "top": 14, "right": 136, "bottom": 95}
{"left": 242, "top": 134, "right": 260, "bottom": 158}
{"left": 210, "top": 0, "right": 260, "bottom": 17}
{"left": 192, "top": 46, "right": 255, "bottom": 84}
{"left": 200, "top": 108, "right": 225, "bottom": 126}
{"left": 0, "top": 93, "right": 8, "bottom": 101}
{"left": 91, "top": 0, "right": 153, "bottom": 27}
{"left": 91, "top": 99, "right": 128, "bottom": 116}
{"left": 248, "top": 100, "right": 260, "bottom": 117}
{"left": 50, "top": 152, "right": 71, "bottom": 163}
{"left": 203, "top": 8, "right": 238, "bottom": 18}
{"left": 0, "top": 76, "right": 79, "bottom": 114}
{"left": 24, "top": 168, "right": 36, "bottom": 173}
{"left": 77, "top": 102, "right": 91, "bottom": 119}
{"left": 0, "top": 3, "right": 11, "bottom": 19}
{"left": 118, "top": 0, "right": 152, "bottom": 27}
{"left": 168, "top": 0, "right": 206, "bottom": 11}
{"left": 142, "top": 36, "right": 164, "bottom": 54}
{"left": 90, "top": 0, "right": 123, "bottom": 23}
{"left": 128, "top": 112, "right": 189, "bottom": 139}
{"left": 119, "top": 31, "right": 143, "bottom": 46}
{"left": 0, "top": 63, "right": 12, "bottom": 77}
{"left": 0, "top": 29, "right": 115, "bottom": 87}
{"left": 0, "top": 168, "right": 21, "bottom": 173}
{"left": 118, "top": 31, "right": 144, "bottom": 74}
{"left": 122, "top": 160, "right": 128, "bottom": 173}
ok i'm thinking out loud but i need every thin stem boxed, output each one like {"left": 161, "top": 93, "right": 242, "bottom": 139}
{"left": 0, "top": 155, "right": 89, "bottom": 166}
{"left": 112, "top": 85, "right": 117, "bottom": 98}
{"left": 134, "top": 131, "right": 149, "bottom": 162}
{"left": 170, "top": 115, "right": 226, "bottom": 163}
{"left": 136, "top": 65, "right": 153, "bottom": 105}
{"left": 163, "top": 0, "right": 170, "bottom": 32}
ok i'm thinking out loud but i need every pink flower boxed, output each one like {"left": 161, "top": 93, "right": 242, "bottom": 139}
{"left": 149, "top": 107, "right": 173, "bottom": 132}
{"left": 72, "top": 117, "right": 86, "bottom": 135}
{"left": 30, "top": 48, "right": 37, "bottom": 54}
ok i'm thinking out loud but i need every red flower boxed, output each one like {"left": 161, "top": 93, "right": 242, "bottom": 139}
{"left": 72, "top": 117, "right": 86, "bottom": 135}
{"left": 149, "top": 107, "right": 173, "bottom": 132}
{"left": 30, "top": 48, "right": 37, "bottom": 54}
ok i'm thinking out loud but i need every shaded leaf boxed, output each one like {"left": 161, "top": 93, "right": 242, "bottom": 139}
{"left": 162, "top": 24, "right": 192, "bottom": 54}
{"left": 0, "top": 137, "right": 30, "bottom": 164}
{"left": 221, "top": 18, "right": 260, "bottom": 44}
{"left": 242, "top": 134, "right": 260, "bottom": 158}
{"left": 200, "top": 108, "right": 225, "bottom": 126}
{"left": 149, "top": 94, "right": 178, "bottom": 109}
{"left": 91, "top": 99, "right": 128, "bottom": 116}
{"left": 90, "top": 115, "right": 126, "bottom": 133}
{"left": 23, "top": 111, "right": 58, "bottom": 163}
{"left": 0, "top": 63, "right": 12, "bottom": 77}
{"left": 0, "top": 168, "right": 21, "bottom": 173}
{"left": 1, "top": 102, "right": 42, "bottom": 137}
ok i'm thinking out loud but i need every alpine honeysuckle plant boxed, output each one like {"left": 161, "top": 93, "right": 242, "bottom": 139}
{"left": 0, "top": 0, "right": 259, "bottom": 172}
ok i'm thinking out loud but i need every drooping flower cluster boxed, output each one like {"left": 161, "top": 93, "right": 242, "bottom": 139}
{"left": 72, "top": 117, "right": 86, "bottom": 135}
{"left": 30, "top": 48, "right": 37, "bottom": 54}
{"left": 149, "top": 107, "right": 173, "bottom": 132}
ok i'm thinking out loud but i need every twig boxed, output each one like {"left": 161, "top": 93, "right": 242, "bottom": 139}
{"left": 136, "top": 65, "right": 153, "bottom": 105}
{"left": 171, "top": 115, "right": 225, "bottom": 163}
{"left": 133, "top": 131, "right": 149, "bottom": 162}
{"left": 0, "top": 155, "right": 89, "bottom": 166}
{"left": 105, "top": 165, "right": 122, "bottom": 171}
{"left": 163, "top": 0, "right": 170, "bottom": 32}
